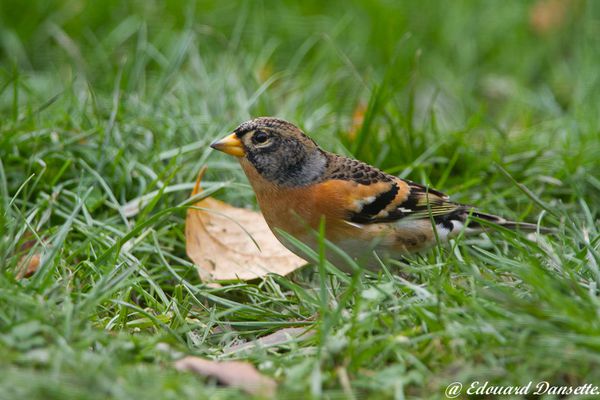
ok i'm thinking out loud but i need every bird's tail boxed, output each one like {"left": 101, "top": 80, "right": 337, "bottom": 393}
{"left": 469, "top": 211, "right": 556, "bottom": 234}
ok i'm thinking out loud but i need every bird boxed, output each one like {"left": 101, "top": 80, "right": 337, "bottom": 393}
{"left": 210, "top": 117, "right": 550, "bottom": 270}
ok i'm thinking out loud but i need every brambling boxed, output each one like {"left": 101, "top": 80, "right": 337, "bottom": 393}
{"left": 210, "top": 117, "right": 549, "bottom": 269}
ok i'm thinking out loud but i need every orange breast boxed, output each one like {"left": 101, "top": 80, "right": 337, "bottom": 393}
{"left": 239, "top": 159, "right": 358, "bottom": 241}
{"left": 238, "top": 159, "right": 428, "bottom": 256}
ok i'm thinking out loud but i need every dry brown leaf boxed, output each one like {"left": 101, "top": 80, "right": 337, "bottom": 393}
{"left": 529, "top": 0, "right": 572, "bottom": 35}
{"left": 16, "top": 253, "right": 41, "bottom": 280}
{"left": 174, "top": 356, "right": 276, "bottom": 398}
{"left": 185, "top": 167, "right": 306, "bottom": 281}
{"left": 15, "top": 237, "right": 44, "bottom": 280}
{"left": 347, "top": 102, "right": 368, "bottom": 141}
{"left": 224, "top": 326, "right": 315, "bottom": 354}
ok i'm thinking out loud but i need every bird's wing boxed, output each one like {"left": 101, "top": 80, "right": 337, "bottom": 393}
{"left": 346, "top": 177, "right": 465, "bottom": 225}
{"left": 315, "top": 157, "right": 549, "bottom": 235}
{"left": 321, "top": 154, "right": 465, "bottom": 225}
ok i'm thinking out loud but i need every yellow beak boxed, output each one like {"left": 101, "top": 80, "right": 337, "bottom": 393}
{"left": 210, "top": 133, "right": 245, "bottom": 157}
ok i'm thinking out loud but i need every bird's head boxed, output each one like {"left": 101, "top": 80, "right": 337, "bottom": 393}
{"left": 210, "top": 117, "right": 327, "bottom": 186}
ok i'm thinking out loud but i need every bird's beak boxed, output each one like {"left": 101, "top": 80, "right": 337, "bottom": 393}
{"left": 210, "top": 133, "right": 245, "bottom": 157}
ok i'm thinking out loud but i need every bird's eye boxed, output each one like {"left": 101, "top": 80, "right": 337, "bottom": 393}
{"left": 252, "top": 131, "right": 269, "bottom": 145}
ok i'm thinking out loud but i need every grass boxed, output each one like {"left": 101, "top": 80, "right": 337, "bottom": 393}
{"left": 1, "top": 0, "right": 600, "bottom": 398}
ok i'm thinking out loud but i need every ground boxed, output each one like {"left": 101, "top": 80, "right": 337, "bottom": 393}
{"left": 1, "top": 1, "right": 600, "bottom": 399}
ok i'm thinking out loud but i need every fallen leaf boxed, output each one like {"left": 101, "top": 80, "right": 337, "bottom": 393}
{"left": 347, "top": 102, "right": 368, "bottom": 141}
{"left": 16, "top": 253, "right": 41, "bottom": 280}
{"left": 529, "top": 0, "right": 572, "bottom": 35}
{"left": 185, "top": 167, "right": 306, "bottom": 281}
{"left": 225, "top": 326, "right": 315, "bottom": 354}
{"left": 174, "top": 356, "right": 276, "bottom": 398}
{"left": 15, "top": 237, "right": 44, "bottom": 280}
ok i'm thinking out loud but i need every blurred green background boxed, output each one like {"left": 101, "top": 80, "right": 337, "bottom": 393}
{"left": 1, "top": 1, "right": 600, "bottom": 399}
